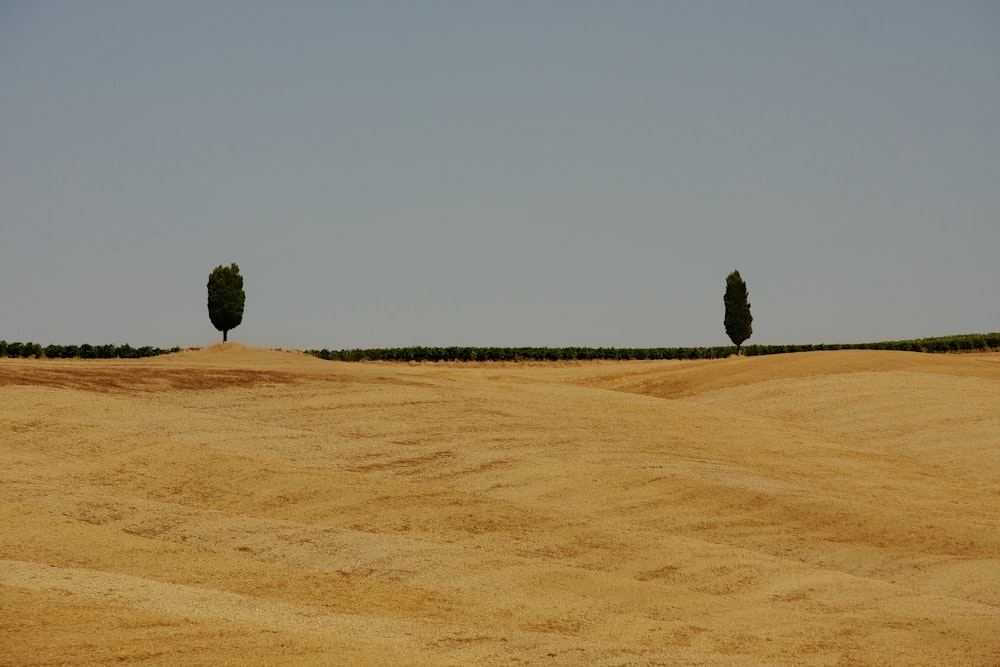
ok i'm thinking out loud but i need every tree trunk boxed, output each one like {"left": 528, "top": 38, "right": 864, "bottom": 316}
{"left": 223, "top": 330, "right": 228, "bottom": 342}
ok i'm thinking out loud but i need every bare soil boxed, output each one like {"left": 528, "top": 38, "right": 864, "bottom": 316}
{"left": 2, "top": 344, "right": 998, "bottom": 665}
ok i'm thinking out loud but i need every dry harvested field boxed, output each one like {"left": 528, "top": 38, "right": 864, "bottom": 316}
{"left": 2, "top": 344, "right": 999, "bottom": 666}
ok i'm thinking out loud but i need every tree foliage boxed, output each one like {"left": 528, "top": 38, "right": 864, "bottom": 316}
{"left": 207, "top": 263, "right": 245, "bottom": 342}
{"left": 1, "top": 333, "right": 997, "bottom": 362}
{"left": 302, "top": 332, "right": 1000, "bottom": 364}
{"left": 0, "top": 342, "right": 179, "bottom": 358}
{"left": 724, "top": 269, "right": 753, "bottom": 352}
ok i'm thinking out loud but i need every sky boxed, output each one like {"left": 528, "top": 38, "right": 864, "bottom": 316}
{"left": 1, "top": 1, "right": 997, "bottom": 350}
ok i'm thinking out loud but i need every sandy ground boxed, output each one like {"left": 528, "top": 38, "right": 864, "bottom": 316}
{"left": 1, "top": 344, "right": 998, "bottom": 666}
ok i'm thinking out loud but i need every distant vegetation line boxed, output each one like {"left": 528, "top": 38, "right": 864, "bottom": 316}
{"left": 1, "top": 333, "right": 997, "bottom": 361}
{"left": 305, "top": 332, "right": 1000, "bottom": 362}
{"left": 0, "top": 342, "right": 181, "bottom": 359}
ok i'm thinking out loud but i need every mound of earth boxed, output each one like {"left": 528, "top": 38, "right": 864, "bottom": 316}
{"left": 2, "top": 350, "right": 998, "bottom": 665}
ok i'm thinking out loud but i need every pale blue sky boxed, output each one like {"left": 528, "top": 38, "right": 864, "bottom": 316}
{"left": 2, "top": 2, "right": 997, "bottom": 349}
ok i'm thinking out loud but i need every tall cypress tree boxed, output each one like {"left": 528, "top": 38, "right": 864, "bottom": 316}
{"left": 207, "top": 263, "right": 245, "bottom": 342}
{"left": 724, "top": 269, "right": 752, "bottom": 354}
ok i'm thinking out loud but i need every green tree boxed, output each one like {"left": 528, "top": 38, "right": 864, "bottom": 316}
{"left": 207, "top": 263, "right": 245, "bottom": 342}
{"left": 724, "top": 269, "right": 752, "bottom": 354}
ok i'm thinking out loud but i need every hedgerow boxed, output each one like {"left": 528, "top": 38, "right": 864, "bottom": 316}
{"left": 3, "top": 332, "right": 996, "bottom": 362}
{"left": 0, "top": 342, "right": 180, "bottom": 359}
{"left": 305, "top": 333, "right": 1000, "bottom": 363}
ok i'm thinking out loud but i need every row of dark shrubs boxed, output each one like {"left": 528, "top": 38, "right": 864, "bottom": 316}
{"left": 307, "top": 346, "right": 738, "bottom": 362}
{"left": 306, "top": 332, "right": 1000, "bottom": 362}
{"left": 0, "top": 341, "right": 181, "bottom": 359}
{"left": 3, "top": 332, "right": 996, "bottom": 362}
{"left": 742, "top": 332, "right": 1000, "bottom": 356}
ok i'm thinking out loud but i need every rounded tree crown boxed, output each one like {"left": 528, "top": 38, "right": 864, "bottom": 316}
{"left": 207, "top": 263, "right": 245, "bottom": 336}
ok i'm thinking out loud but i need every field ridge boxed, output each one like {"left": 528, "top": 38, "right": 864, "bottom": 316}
{"left": 2, "top": 347, "right": 998, "bottom": 664}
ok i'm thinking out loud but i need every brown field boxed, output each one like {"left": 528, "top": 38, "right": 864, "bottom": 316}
{"left": 2, "top": 345, "right": 998, "bottom": 666}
